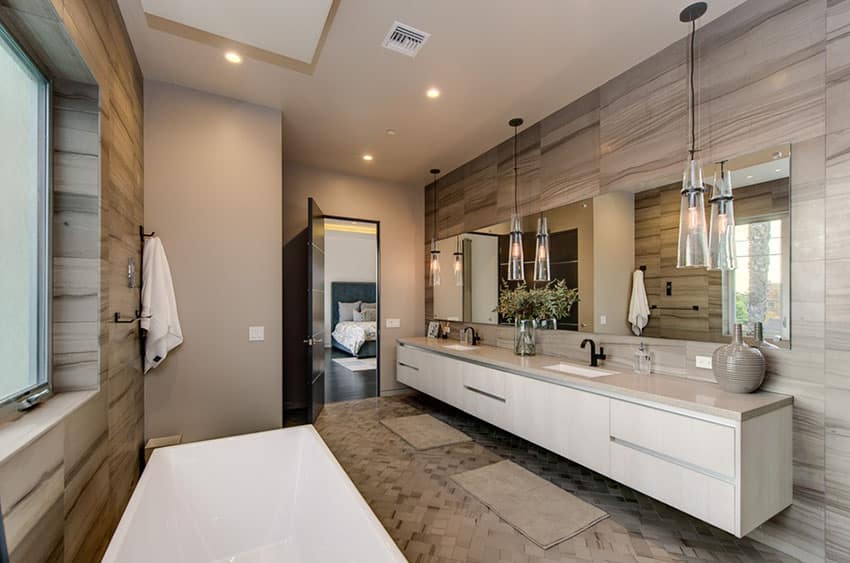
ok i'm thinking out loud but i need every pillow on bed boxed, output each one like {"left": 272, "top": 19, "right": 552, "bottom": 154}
{"left": 338, "top": 301, "right": 361, "bottom": 322}
{"left": 353, "top": 308, "right": 377, "bottom": 322}
{"left": 361, "top": 302, "right": 377, "bottom": 311}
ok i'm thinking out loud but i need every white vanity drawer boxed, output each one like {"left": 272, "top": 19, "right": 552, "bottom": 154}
{"left": 397, "top": 345, "right": 423, "bottom": 370}
{"left": 462, "top": 363, "right": 506, "bottom": 400}
{"left": 396, "top": 362, "right": 421, "bottom": 390}
{"left": 610, "top": 441, "right": 736, "bottom": 534}
{"left": 610, "top": 399, "right": 735, "bottom": 478}
{"left": 462, "top": 383, "right": 509, "bottom": 428}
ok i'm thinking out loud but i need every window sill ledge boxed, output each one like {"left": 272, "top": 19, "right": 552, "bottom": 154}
{"left": 0, "top": 390, "right": 98, "bottom": 464}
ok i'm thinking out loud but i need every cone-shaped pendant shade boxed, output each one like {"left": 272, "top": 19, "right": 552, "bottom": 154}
{"left": 507, "top": 213, "right": 524, "bottom": 281}
{"left": 677, "top": 158, "right": 709, "bottom": 268}
{"left": 708, "top": 167, "right": 736, "bottom": 271}
{"left": 533, "top": 216, "right": 551, "bottom": 282}
{"left": 429, "top": 238, "right": 441, "bottom": 286}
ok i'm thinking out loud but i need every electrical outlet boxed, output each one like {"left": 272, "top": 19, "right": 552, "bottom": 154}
{"left": 249, "top": 326, "right": 265, "bottom": 342}
{"left": 695, "top": 355, "right": 712, "bottom": 369}
{"left": 386, "top": 318, "right": 401, "bottom": 328}
{"left": 599, "top": 315, "right": 607, "bottom": 326}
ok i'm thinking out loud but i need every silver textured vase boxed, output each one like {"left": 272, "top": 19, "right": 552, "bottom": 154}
{"left": 514, "top": 319, "right": 536, "bottom": 356}
{"left": 712, "top": 324, "right": 765, "bottom": 393}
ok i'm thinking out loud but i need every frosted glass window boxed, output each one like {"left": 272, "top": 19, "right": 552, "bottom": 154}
{"left": 0, "top": 24, "right": 49, "bottom": 405}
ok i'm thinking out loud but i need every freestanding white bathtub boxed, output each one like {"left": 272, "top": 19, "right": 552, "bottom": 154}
{"left": 103, "top": 425, "right": 406, "bottom": 562}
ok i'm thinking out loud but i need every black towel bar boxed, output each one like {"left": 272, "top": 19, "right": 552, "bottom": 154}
{"left": 650, "top": 304, "right": 700, "bottom": 311}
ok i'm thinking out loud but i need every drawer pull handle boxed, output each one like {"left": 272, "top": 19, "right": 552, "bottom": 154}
{"left": 463, "top": 385, "right": 506, "bottom": 403}
{"left": 398, "top": 362, "right": 419, "bottom": 371}
{"left": 610, "top": 436, "right": 734, "bottom": 482}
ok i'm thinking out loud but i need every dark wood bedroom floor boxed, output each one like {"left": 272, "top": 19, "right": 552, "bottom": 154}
{"left": 325, "top": 347, "right": 378, "bottom": 403}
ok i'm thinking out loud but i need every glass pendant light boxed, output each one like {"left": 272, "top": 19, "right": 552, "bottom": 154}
{"left": 429, "top": 168, "right": 441, "bottom": 286}
{"left": 676, "top": 2, "right": 710, "bottom": 269}
{"left": 533, "top": 216, "right": 551, "bottom": 282}
{"left": 453, "top": 236, "right": 463, "bottom": 286}
{"left": 507, "top": 118, "right": 525, "bottom": 281}
{"left": 708, "top": 161, "right": 736, "bottom": 270}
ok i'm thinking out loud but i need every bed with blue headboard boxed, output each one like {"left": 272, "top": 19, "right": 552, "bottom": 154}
{"left": 331, "top": 282, "right": 377, "bottom": 358}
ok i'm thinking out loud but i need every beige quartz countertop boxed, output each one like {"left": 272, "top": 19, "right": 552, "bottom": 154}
{"left": 398, "top": 337, "right": 792, "bottom": 422}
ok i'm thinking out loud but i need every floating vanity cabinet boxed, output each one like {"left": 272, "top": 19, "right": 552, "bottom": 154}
{"left": 461, "top": 363, "right": 510, "bottom": 428}
{"left": 395, "top": 338, "right": 792, "bottom": 538}
{"left": 509, "top": 375, "right": 610, "bottom": 475}
{"left": 396, "top": 344, "right": 421, "bottom": 389}
{"left": 609, "top": 399, "right": 738, "bottom": 532}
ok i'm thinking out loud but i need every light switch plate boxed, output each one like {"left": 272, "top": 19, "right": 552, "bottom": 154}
{"left": 695, "top": 355, "right": 712, "bottom": 369}
{"left": 249, "top": 326, "right": 265, "bottom": 342}
{"left": 386, "top": 318, "right": 400, "bottom": 328}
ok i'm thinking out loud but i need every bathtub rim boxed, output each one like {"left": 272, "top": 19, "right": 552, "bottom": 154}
{"left": 102, "top": 424, "right": 406, "bottom": 562}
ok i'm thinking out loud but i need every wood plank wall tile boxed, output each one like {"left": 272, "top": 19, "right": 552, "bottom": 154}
{"left": 52, "top": 80, "right": 99, "bottom": 393}
{"left": 496, "top": 122, "right": 541, "bottom": 220}
{"left": 539, "top": 89, "right": 601, "bottom": 208}
{"left": 0, "top": 1, "right": 144, "bottom": 562}
{"left": 599, "top": 41, "right": 688, "bottom": 193}
{"left": 423, "top": 1, "right": 840, "bottom": 558}
{"left": 826, "top": 0, "right": 850, "bottom": 559}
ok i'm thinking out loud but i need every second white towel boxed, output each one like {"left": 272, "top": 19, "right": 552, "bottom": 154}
{"left": 628, "top": 269, "right": 650, "bottom": 336}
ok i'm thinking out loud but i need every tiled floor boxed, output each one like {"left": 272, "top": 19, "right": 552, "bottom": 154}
{"left": 315, "top": 394, "right": 799, "bottom": 563}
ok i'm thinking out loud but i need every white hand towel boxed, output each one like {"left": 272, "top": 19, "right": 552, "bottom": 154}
{"left": 628, "top": 269, "right": 650, "bottom": 336}
{"left": 140, "top": 237, "right": 183, "bottom": 373}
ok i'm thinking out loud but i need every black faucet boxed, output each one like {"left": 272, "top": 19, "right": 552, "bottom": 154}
{"left": 580, "top": 338, "right": 606, "bottom": 367}
{"left": 462, "top": 326, "right": 481, "bottom": 346}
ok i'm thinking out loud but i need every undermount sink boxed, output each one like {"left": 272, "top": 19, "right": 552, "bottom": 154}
{"left": 443, "top": 344, "right": 478, "bottom": 351}
{"left": 543, "top": 363, "right": 616, "bottom": 378}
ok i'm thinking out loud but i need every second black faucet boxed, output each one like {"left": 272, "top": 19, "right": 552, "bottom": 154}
{"left": 580, "top": 338, "right": 606, "bottom": 367}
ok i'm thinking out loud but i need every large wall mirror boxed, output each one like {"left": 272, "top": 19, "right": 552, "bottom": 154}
{"left": 431, "top": 143, "right": 792, "bottom": 348}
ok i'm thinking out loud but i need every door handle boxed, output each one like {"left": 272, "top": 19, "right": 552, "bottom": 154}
{"left": 303, "top": 337, "right": 323, "bottom": 346}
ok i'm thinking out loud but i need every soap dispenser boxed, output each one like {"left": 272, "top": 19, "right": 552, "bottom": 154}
{"left": 633, "top": 342, "right": 652, "bottom": 375}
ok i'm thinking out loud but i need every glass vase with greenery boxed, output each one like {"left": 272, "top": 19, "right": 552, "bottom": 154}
{"left": 496, "top": 280, "right": 579, "bottom": 355}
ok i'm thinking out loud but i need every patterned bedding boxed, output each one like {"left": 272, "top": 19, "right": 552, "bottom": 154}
{"left": 332, "top": 321, "right": 377, "bottom": 355}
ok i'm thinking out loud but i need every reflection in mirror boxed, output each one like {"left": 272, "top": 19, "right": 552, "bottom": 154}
{"left": 432, "top": 198, "right": 593, "bottom": 330}
{"left": 634, "top": 144, "right": 791, "bottom": 346}
{"left": 429, "top": 145, "right": 792, "bottom": 348}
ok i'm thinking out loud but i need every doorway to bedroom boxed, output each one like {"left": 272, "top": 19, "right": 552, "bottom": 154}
{"left": 323, "top": 217, "right": 380, "bottom": 403}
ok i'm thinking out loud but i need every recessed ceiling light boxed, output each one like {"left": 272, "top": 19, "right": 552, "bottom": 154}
{"left": 386, "top": 128, "right": 397, "bottom": 136}
{"left": 362, "top": 154, "right": 374, "bottom": 161}
{"left": 775, "top": 168, "right": 782, "bottom": 172}
{"left": 747, "top": 175, "right": 754, "bottom": 179}
{"left": 225, "top": 51, "right": 242, "bottom": 64}
{"left": 426, "top": 87, "right": 440, "bottom": 99}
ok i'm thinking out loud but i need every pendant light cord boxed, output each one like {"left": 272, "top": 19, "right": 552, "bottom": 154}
{"left": 432, "top": 172, "right": 438, "bottom": 238}
{"left": 689, "top": 18, "right": 696, "bottom": 157}
{"left": 513, "top": 126, "right": 519, "bottom": 215}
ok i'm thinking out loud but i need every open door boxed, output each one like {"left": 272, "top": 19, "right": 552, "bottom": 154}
{"left": 306, "top": 198, "right": 325, "bottom": 422}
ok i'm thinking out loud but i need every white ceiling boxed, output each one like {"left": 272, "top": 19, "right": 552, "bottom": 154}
{"left": 118, "top": 0, "right": 748, "bottom": 186}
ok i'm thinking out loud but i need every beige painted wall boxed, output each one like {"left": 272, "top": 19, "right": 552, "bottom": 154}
{"left": 593, "top": 191, "right": 635, "bottom": 336}
{"left": 144, "top": 81, "right": 283, "bottom": 442}
{"left": 283, "top": 162, "right": 424, "bottom": 394}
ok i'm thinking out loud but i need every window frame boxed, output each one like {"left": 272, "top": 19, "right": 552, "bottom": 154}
{"left": 0, "top": 21, "right": 52, "bottom": 410}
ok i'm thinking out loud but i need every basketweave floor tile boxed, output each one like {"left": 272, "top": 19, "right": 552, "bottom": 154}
{"left": 314, "top": 394, "right": 798, "bottom": 563}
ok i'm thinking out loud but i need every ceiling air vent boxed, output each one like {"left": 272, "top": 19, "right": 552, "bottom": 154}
{"left": 382, "top": 21, "right": 430, "bottom": 57}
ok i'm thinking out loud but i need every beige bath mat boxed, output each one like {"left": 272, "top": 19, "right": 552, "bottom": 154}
{"left": 381, "top": 414, "right": 472, "bottom": 450}
{"left": 451, "top": 460, "right": 609, "bottom": 549}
